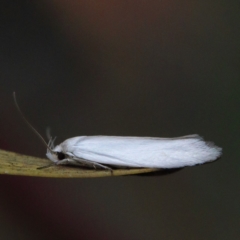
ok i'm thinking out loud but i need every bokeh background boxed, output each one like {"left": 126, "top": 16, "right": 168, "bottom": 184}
{"left": 1, "top": 0, "right": 239, "bottom": 239}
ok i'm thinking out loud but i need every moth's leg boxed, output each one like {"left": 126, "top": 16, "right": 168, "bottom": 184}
{"left": 69, "top": 153, "right": 113, "bottom": 170}
{"left": 89, "top": 162, "right": 112, "bottom": 171}
{"left": 55, "top": 158, "right": 76, "bottom": 165}
{"left": 38, "top": 159, "right": 81, "bottom": 169}
{"left": 57, "top": 158, "right": 112, "bottom": 171}
{"left": 37, "top": 163, "right": 55, "bottom": 169}
{"left": 72, "top": 158, "right": 112, "bottom": 171}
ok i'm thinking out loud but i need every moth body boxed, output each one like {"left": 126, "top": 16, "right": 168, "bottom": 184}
{"left": 46, "top": 135, "right": 222, "bottom": 169}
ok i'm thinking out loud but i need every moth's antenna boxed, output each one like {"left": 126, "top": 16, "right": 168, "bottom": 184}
{"left": 13, "top": 92, "right": 54, "bottom": 153}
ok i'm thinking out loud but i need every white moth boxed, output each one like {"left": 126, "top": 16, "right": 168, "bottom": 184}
{"left": 14, "top": 93, "right": 222, "bottom": 170}
{"left": 46, "top": 135, "right": 222, "bottom": 169}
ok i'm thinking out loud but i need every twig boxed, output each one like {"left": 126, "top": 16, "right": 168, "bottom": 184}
{"left": 0, "top": 149, "right": 160, "bottom": 178}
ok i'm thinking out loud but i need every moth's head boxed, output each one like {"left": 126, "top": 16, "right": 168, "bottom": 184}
{"left": 46, "top": 143, "right": 67, "bottom": 163}
{"left": 46, "top": 151, "right": 66, "bottom": 163}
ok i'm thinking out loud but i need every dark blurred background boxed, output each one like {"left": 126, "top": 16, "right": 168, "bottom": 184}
{"left": 0, "top": 0, "right": 239, "bottom": 239}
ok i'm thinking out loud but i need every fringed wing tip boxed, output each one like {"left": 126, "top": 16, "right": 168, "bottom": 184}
{"left": 205, "top": 141, "right": 223, "bottom": 159}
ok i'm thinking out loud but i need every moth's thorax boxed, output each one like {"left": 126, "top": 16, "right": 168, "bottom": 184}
{"left": 53, "top": 145, "right": 63, "bottom": 152}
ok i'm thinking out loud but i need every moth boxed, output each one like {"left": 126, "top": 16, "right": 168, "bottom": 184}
{"left": 14, "top": 93, "right": 222, "bottom": 170}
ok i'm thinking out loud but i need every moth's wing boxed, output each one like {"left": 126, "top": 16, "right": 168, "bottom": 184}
{"left": 62, "top": 135, "right": 222, "bottom": 168}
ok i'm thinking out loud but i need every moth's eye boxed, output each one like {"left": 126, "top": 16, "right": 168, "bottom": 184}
{"left": 56, "top": 152, "right": 66, "bottom": 160}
